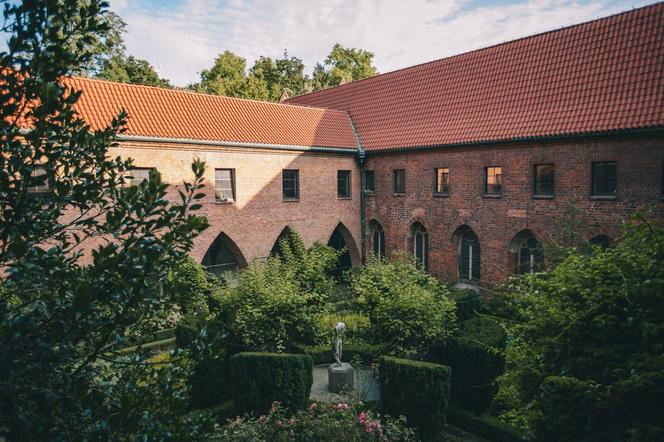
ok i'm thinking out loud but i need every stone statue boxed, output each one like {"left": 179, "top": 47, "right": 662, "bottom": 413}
{"left": 333, "top": 322, "right": 345, "bottom": 367}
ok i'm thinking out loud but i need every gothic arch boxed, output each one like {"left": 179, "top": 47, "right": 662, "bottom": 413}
{"left": 327, "top": 222, "right": 361, "bottom": 274}
{"left": 508, "top": 229, "right": 544, "bottom": 274}
{"left": 201, "top": 231, "right": 247, "bottom": 276}
{"left": 452, "top": 225, "right": 480, "bottom": 283}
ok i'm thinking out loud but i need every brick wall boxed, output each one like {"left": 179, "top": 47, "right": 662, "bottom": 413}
{"left": 115, "top": 140, "right": 362, "bottom": 269}
{"left": 363, "top": 133, "right": 664, "bottom": 286}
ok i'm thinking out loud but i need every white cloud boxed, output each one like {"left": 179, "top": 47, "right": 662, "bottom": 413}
{"left": 110, "top": 0, "right": 657, "bottom": 87}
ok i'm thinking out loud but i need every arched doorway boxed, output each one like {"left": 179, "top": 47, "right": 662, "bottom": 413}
{"left": 410, "top": 222, "right": 428, "bottom": 271}
{"left": 509, "top": 230, "right": 544, "bottom": 274}
{"left": 202, "top": 232, "right": 246, "bottom": 277}
{"left": 327, "top": 223, "right": 361, "bottom": 278}
{"left": 270, "top": 226, "right": 295, "bottom": 258}
{"left": 453, "top": 226, "right": 480, "bottom": 283}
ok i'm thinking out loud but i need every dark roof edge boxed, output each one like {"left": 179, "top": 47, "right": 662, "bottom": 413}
{"left": 364, "top": 126, "right": 664, "bottom": 155}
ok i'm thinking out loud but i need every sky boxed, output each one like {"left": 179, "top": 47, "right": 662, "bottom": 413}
{"left": 111, "top": 0, "right": 657, "bottom": 87}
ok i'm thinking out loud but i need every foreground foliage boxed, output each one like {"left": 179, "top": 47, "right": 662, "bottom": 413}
{"left": 214, "top": 401, "right": 416, "bottom": 442}
{"left": 0, "top": 1, "right": 208, "bottom": 438}
{"left": 494, "top": 219, "right": 664, "bottom": 440}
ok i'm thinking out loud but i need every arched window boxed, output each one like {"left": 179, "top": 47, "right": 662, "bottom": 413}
{"left": 371, "top": 222, "right": 385, "bottom": 258}
{"left": 411, "top": 223, "right": 428, "bottom": 271}
{"left": 202, "top": 233, "right": 245, "bottom": 276}
{"left": 517, "top": 236, "right": 544, "bottom": 274}
{"left": 459, "top": 229, "right": 480, "bottom": 283}
{"left": 270, "top": 226, "right": 294, "bottom": 258}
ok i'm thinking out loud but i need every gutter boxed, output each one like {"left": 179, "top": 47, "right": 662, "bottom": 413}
{"left": 363, "top": 126, "right": 664, "bottom": 155}
{"left": 347, "top": 112, "right": 367, "bottom": 264}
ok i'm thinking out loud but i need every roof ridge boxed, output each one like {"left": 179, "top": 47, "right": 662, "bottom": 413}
{"left": 289, "top": 1, "right": 663, "bottom": 101}
{"left": 68, "top": 75, "right": 346, "bottom": 114}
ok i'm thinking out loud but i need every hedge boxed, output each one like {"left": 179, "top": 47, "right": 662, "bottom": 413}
{"left": 379, "top": 356, "right": 451, "bottom": 442}
{"left": 448, "top": 289, "right": 483, "bottom": 321}
{"left": 447, "top": 404, "right": 525, "bottom": 442}
{"left": 297, "top": 342, "right": 386, "bottom": 365}
{"left": 190, "top": 349, "right": 231, "bottom": 409}
{"left": 428, "top": 316, "right": 506, "bottom": 412}
{"left": 229, "top": 352, "right": 313, "bottom": 415}
{"left": 175, "top": 316, "right": 202, "bottom": 348}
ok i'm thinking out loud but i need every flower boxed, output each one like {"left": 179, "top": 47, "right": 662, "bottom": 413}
{"left": 308, "top": 402, "right": 317, "bottom": 413}
{"left": 358, "top": 411, "right": 367, "bottom": 424}
{"left": 336, "top": 402, "right": 350, "bottom": 411}
{"left": 288, "top": 417, "right": 297, "bottom": 426}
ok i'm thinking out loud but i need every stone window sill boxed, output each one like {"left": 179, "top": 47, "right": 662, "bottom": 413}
{"left": 483, "top": 194, "right": 502, "bottom": 199}
{"left": 433, "top": 192, "right": 450, "bottom": 198}
{"left": 532, "top": 194, "right": 554, "bottom": 200}
{"left": 393, "top": 193, "right": 405, "bottom": 197}
{"left": 338, "top": 196, "right": 352, "bottom": 200}
{"left": 283, "top": 198, "right": 300, "bottom": 202}
{"left": 590, "top": 195, "right": 617, "bottom": 201}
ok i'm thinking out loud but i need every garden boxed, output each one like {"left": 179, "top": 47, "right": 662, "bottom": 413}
{"left": 2, "top": 1, "right": 663, "bottom": 440}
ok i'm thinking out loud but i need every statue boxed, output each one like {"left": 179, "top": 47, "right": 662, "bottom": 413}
{"left": 333, "top": 322, "right": 345, "bottom": 367}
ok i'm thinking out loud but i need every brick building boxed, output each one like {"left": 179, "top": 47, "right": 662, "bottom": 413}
{"left": 58, "top": 3, "right": 663, "bottom": 287}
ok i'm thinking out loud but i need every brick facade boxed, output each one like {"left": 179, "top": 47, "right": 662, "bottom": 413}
{"left": 115, "top": 141, "right": 362, "bottom": 271}
{"left": 362, "top": 133, "right": 664, "bottom": 285}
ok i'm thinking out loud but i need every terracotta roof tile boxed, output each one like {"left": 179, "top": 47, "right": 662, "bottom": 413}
{"left": 287, "top": 3, "right": 664, "bottom": 151}
{"left": 62, "top": 76, "right": 358, "bottom": 150}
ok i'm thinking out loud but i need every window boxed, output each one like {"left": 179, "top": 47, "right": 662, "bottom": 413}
{"left": 282, "top": 169, "right": 299, "bottom": 200}
{"left": 393, "top": 169, "right": 405, "bottom": 194}
{"left": 459, "top": 229, "right": 480, "bottom": 283}
{"left": 27, "top": 168, "right": 50, "bottom": 198}
{"left": 371, "top": 223, "right": 385, "bottom": 258}
{"left": 411, "top": 223, "right": 428, "bottom": 271}
{"left": 127, "top": 167, "right": 154, "bottom": 186}
{"left": 484, "top": 166, "right": 502, "bottom": 195}
{"left": 592, "top": 161, "right": 617, "bottom": 196}
{"left": 215, "top": 168, "right": 235, "bottom": 203}
{"left": 435, "top": 167, "right": 449, "bottom": 194}
{"left": 534, "top": 164, "right": 554, "bottom": 196}
{"left": 362, "top": 170, "right": 375, "bottom": 194}
{"left": 517, "top": 236, "right": 544, "bottom": 274}
{"left": 337, "top": 170, "right": 351, "bottom": 198}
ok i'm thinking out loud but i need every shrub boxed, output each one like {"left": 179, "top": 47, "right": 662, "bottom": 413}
{"left": 448, "top": 289, "right": 483, "bottom": 321}
{"left": 297, "top": 342, "right": 387, "bottom": 365}
{"left": 350, "top": 255, "right": 457, "bottom": 357}
{"left": 316, "top": 311, "right": 371, "bottom": 343}
{"left": 494, "top": 220, "right": 664, "bottom": 440}
{"left": 429, "top": 316, "right": 506, "bottom": 412}
{"left": 168, "top": 257, "right": 218, "bottom": 317}
{"left": 190, "top": 349, "right": 231, "bottom": 409}
{"left": 213, "top": 401, "right": 416, "bottom": 441}
{"left": 447, "top": 404, "right": 525, "bottom": 442}
{"left": 229, "top": 352, "right": 313, "bottom": 415}
{"left": 379, "top": 356, "right": 451, "bottom": 441}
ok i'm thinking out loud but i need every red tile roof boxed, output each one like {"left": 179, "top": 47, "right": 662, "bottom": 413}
{"left": 288, "top": 3, "right": 664, "bottom": 151}
{"left": 62, "top": 77, "right": 358, "bottom": 150}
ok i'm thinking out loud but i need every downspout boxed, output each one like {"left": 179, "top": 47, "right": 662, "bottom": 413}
{"left": 348, "top": 112, "right": 367, "bottom": 264}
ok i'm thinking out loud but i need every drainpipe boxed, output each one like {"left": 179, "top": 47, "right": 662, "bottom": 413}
{"left": 347, "top": 112, "right": 367, "bottom": 264}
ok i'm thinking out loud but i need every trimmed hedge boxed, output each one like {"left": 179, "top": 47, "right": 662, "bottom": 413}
{"left": 175, "top": 316, "right": 202, "bottom": 348}
{"left": 229, "top": 352, "right": 313, "bottom": 415}
{"left": 428, "top": 316, "right": 506, "bottom": 412}
{"left": 447, "top": 404, "right": 525, "bottom": 442}
{"left": 297, "top": 342, "right": 386, "bottom": 365}
{"left": 379, "top": 356, "right": 451, "bottom": 442}
{"left": 448, "top": 289, "right": 483, "bottom": 321}
{"left": 190, "top": 349, "right": 231, "bottom": 409}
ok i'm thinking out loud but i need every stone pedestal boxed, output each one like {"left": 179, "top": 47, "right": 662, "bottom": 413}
{"left": 328, "top": 362, "right": 354, "bottom": 393}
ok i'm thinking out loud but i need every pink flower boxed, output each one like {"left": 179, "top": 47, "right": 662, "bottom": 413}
{"left": 288, "top": 417, "right": 297, "bottom": 426}
{"left": 308, "top": 402, "right": 317, "bottom": 413}
{"left": 336, "top": 402, "right": 350, "bottom": 411}
{"left": 358, "top": 411, "right": 367, "bottom": 424}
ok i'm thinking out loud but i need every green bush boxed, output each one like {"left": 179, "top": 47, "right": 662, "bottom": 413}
{"left": 315, "top": 311, "right": 371, "bottom": 343}
{"left": 447, "top": 404, "right": 525, "bottom": 442}
{"left": 175, "top": 316, "right": 203, "bottom": 348}
{"left": 213, "top": 401, "right": 416, "bottom": 441}
{"left": 190, "top": 349, "right": 231, "bottom": 409}
{"left": 379, "top": 356, "right": 451, "bottom": 441}
{"left": 494, "top": 220, "right": 664, "bottom": 440}
{"left": 350, "top": 255, "right": 457, "bottom": 357}
{"left": 429, "top": 316, "right": 506, "bottom": 412}
{"left": 297, "top": 342, "right": 386, "bottom": 365}
{"left": 229, "top": 352, "right": 313, "bottom": 415}
{"left": 168, "top": 257, "right": 219, "bottom": 317}
{"left": 448, "top": 289, "right": 483, "bottom": 321}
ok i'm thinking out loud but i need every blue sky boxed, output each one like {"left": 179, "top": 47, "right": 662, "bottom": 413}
{"left": 111, "top": 0, "right": 657, "bottom": 86}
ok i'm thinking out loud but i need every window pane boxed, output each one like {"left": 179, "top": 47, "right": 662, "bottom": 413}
{"left": 337, "top": 170, "right": 351, "bottom": 198}
{"left": 394, "top": 169, "right": 405, "bottom": 194}
{"left": 534, "top": 164, "right": 554, "bottom": 195}
{"left": 27, "top": 168, "right": 50, "bottom": 194}
{"left": 485, "top": 166, "right": 502, "bottom": 194}
{"left": 435, "top": 167, "right": 449, "bottom": 193}
{"left": 592, "top": 162, "right": 617, "bottom": 195}
{"left": 363, "top": 170, "right": 375, "bottom": 193}
{"left": 215, "top": 168, "right": 235, "bottom": 203}
{"left": 283, "top": 169, "right": 299, "bottom": 199}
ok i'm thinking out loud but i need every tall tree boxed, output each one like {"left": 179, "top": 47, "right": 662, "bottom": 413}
{"left": 0, "top": 0, "right": 209, "bottom": 438}
{"left": 97, "top": 54, "right": 172, "bottom": 88}
{"left": 249, "top": 51, "right": 308, "bottom": 101}
{"left": 312, "top": 43, "right": 378, "bottom": 90}
{"left": 190, "top": 50, "right": 268, "bottom": 99}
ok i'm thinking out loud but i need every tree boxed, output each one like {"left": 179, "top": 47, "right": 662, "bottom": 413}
{"left": 190, "top": 50, "right": 268, "bottom": 99}
{"left": 249, "top": 51, "right": 308, "bottom": 101}
{"left": 493, "top": 217, "right": 664, "bottom": 440}
{"left": 312, "top": 43, "right": 378, "bottom": 90}
{"left": 97, "top": 54, "right": 172, "bottom": 88}
{"left": 0, "top": 0, "right": 209, "bottom": 438}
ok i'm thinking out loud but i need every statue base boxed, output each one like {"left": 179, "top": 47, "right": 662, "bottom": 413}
{"left": 328, "top": 362, "right": 354, "bottom": 393}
